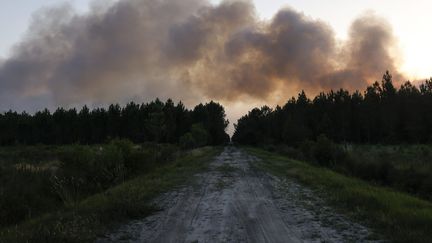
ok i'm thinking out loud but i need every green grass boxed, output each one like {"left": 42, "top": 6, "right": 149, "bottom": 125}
{"left": 245, "top": 147, "right": 432, "bottom": 243}
{"left": 0, "top": 146, "right": 222, "bottom": 243}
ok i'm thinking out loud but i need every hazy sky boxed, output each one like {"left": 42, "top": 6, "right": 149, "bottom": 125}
{"left": 1, "top": 0, "right": 431, "bottom": 135}
{"left": 0, "top": 0, "right": 89, "bottom": 57}
{"left": 1, "top": 0, "right": 431, "bottom": 79}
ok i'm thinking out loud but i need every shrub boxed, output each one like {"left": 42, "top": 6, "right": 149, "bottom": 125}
{"left": 54, "top": 146, "right": 96, "bottom": 203}
{"left": 263, "top": 144, "right": 277, "bottom": 152}
{"left": 179, "top": 133, "right": 196, "bottom": 149}
{"left": 110, "top": 139, "right": 134, "bottom": 158}
{"left": 0, "top": 168, "right": 58, "bottom": 226}
{"left": 299, "top": 140, "right": 315, "bottom": 161}
{"left": 0, "top": 141, "right": 184, "bottom": 229}
{"left": 91, "top": 144, "right": 126, "bottom": 189}
{"left": 179, "top": 123, "right": 210, "bottom": 149}
{"left": 122, "top": 149, "right": 152, "bottom": 174}
{"left": 54, "top": 145, "right": 126, "bottom": 205}
{"left": 190, "top": 123, "right": 209, "bottom": 147}
{"left": 312, "top": 135, "right": 345, "bottom": 167}
{"left": 278, "top": 145, "right": 304, "bottom": 160}
{"left": 59, "top": 145, "right": 95, "bottom": 174}
{"left": 158, "top": 144, "right": 179, "bottom": 162}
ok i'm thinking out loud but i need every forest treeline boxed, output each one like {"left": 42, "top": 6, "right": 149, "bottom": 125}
{"left": 233, "top": 72, "right": 432, "bottom": 145}
{"left": 0, "top": 99, "right": 230, "bottom": 147}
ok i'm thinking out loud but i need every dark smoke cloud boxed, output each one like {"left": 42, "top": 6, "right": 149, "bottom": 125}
{"left": 0, "top": 0, "right": 404, "bottom": 111}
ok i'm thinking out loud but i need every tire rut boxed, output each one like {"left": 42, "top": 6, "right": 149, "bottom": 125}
{"left": 97, "top": 147, "right": 378, "bottom": 243}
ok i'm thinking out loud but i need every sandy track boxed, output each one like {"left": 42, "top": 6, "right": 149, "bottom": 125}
{"left": 97, "top": 147, "right": 376, "bottom": 243}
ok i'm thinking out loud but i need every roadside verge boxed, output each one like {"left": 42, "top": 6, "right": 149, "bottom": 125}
{"left": 245, "top": 147, "right": 432, "bottom": 243}
{"left": 0, "top": 146, "right": 222, "bottom": 243}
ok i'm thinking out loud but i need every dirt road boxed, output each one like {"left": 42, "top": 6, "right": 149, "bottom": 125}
{"left": 98, "top": 147, "right": 376, "bottom": 242}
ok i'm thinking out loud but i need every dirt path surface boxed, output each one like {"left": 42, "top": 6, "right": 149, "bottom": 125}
{"left": 97, "top": 147, "right": 377, "bottom": 243}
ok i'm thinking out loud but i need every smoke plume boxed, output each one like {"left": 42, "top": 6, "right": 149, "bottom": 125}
{"left": 0, "top": 0, "right": 404, "bottom": 111}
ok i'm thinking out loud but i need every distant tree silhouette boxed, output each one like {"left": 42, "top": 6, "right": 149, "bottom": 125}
{"left": 233, "top": 71, "right": 432, "bottom": 145}
{"left": 0, "top": 99, "right": 229, "bottom": 146}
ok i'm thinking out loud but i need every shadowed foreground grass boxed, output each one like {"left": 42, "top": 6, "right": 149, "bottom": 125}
{"left": 245, "top": 147, "right": 432, "bottom": 243}
{"left": 0, "top": 146, "right": 221, "bottom": 243}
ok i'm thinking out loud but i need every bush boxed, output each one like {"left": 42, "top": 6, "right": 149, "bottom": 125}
{"left": 110, "top": 139, "right": 134, "bottom": 158}
{"left": 180, "top": 133, "right": 196, "bottom": 149}
{"left": 263, "top": 144, "right": 277, "bottom": 152}
{"left": 191, "top": 123, "right": 209, "bottom": 147}
{"left": 123, "top": 149, "right": 155, "bottom": 174}
{"left": 91, "top": 144, "right": 126, "bottom": 189}
{"left": 179, "top": 123, "right": 209, "bottom": 149}
{"left": 0, "top": 142, "right": 184, "bottom": 228}
{"left": 0, "top": 140, "right": 187, "bottom": 229}
{"left": 311, "top": 135, "right": 346, "bottom": 167}
{"left": 299, "top": 140, "right": 315, "bottom": 161}
{"left": 268, "top": 139, "right": 432, "bottom": 201}
{"left": 157, "top": 144, "right": 179, "bottom": 162}
{"left": 54, "top": 145, "right": 126, "bottom": 205}
{"left": 0, "top": 168, "right": 58, "bottom": 226}
{"left": 274, "top": 145, "right": 304, "bottom": 160}
{"left": 54, "top": 146, "right": 96, "bottom": 203}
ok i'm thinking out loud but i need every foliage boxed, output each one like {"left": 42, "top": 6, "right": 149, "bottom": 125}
{"left": 233, "top": 72, "right": 432, "bottom": 144}
{"left": 179, "top": 123, "right": 210, "bottom": 149}
{"left": 0, "top": 141, "right": 183, "bottom": 229}
{"left": 0, "top": 99, "right": 229, "bottom": 230}
{"left": 248, "top": 147, "right": 432, "bottom": 243}
{"left": 179, "top": 132, "right": 196, "bottom": 149}
{"left": 310, "top": 135, "right": 345, "bottom": 167}
{"left": 0, "top": 167, "right": 59, "bottom": 227}
{"left": 263, "top": 142, "right": 432, "bottom": 201}
{"left": 0, "top": 147, "right": 221, "bottom": 243}
{"left": 0, "top": 99, "right": 229, "bottom": 147}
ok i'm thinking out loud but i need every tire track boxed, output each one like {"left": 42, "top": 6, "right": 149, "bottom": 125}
{"left": 97, "top": 147, "right": 378, "bottom": 243}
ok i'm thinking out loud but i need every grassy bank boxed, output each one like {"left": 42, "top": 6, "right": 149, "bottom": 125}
{"left": 245, "top": 147, "right": 432, "bottom": 243}
{"left": 0, "top": 142, "right": 181, "bottom": 227}
{"left": 0, "top": 146, "right": 221, "bottom": 243}
{"left": 263, "top": 140, "right": 432, "bottom": 201}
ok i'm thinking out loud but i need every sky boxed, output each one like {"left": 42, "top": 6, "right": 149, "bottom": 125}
{"left": 1, "top": 0, "right": 431, "bottom": 79}
{"left": 0, "top": 0, "right": 90, "bottom": 56}
{"left": 1, "top": 0, "right": 431, "bottom": 135}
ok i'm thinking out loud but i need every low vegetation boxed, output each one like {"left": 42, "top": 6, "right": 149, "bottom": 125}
{"left": 262, "top": 137, "right": 432, "bottom": 201}
{"left": 0, "top": 142, "right": 221, "bottom": 242}
{"left": 232, "top": 71, "right": 432, "bottom": 242}
{"left": 0, "top": 98, "right": 229, "bottom": 242}
{"left": 246, "top": 147, "right": 432, "bottom": 243}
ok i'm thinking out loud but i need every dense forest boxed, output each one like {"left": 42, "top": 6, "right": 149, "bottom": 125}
{"left": 0, "top": 99, "right": 230, "bottom": 146}
{"left": 233, "top": 72, "right": 432, "bottom": 145}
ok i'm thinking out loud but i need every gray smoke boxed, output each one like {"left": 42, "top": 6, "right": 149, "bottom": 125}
{"left": 0, "top": 0, "right": 404, "bottom": 111}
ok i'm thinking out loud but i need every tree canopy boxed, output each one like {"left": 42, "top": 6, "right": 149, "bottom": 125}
{"left": 0, "top": 99, "right": 230, "bottom": 146}
{"left": 233, "top": 72, "right": 432, "bottom": 145}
